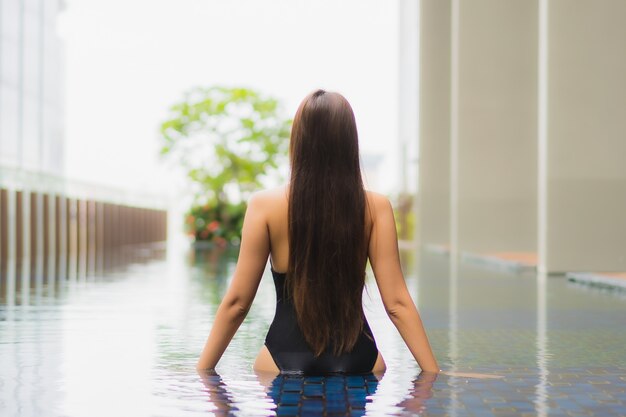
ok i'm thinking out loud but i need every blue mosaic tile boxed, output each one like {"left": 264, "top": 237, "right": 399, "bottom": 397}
{"left": 347, "top": 387, "right": 367, "bottom": 395}
{"left": 300, "top": 401, "right": 324, "bottom": 413}
{"left": 346, "top": 376, "right": 366, "bottom": 387}
{"left": 275, "top": 405, "right": 299, "bottom": 416}
{"left": 326, "top": 381, "right": 347, "bottom": 391}
{"left": 303, "top": 383, "right": 324, "bottom": 397}
{"left": 279, "top": 392, "right": 300, "bottom": 405}
{"left": 326, "top": 402, "right": 349, "bottom": 413}
{"left": 282, "top": 381, "right": 303, "bottom": 392}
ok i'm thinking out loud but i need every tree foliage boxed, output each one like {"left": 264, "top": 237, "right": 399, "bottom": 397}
{"left": 160, "top": 86, "right": 291, "bottom": 204}
{"left": 160, "top": 86, "right": 291, "bottom": 243}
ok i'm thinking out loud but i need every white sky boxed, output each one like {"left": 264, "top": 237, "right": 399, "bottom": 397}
{"left": 59, "top": 0, "right": 402, "bottom": 198}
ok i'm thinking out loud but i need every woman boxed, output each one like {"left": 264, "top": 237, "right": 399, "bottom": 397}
{"left": 196, "top": 89, "right": 440, "bottom": 375}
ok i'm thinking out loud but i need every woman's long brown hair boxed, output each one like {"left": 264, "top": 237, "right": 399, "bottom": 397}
{"left": 287, "top": 89, "right": 369, "bottom": 357}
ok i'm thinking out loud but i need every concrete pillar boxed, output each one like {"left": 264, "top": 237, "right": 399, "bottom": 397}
{"left": 161, "top": 210, "right": 168, "bottom": 242}
{"left": 541, "top": 0, "right": 626, "bottom": 273}
{"left": 77, "top": 199, "right": 88, "bottom": 280}
{"left": 55, "top": 195, "right": 67, "bottom": 281}
{"left": 96, "top": 201, "right": 104, "bottom": 276}
{"left": 45, "top": 193, "right": 56, "bottom": 285}
{"left": 418, "top": 0, "right": 452, "bottom": 251}
{"left": 0, "top": 189, "right": 7, "bottom": 298}
{"left": 102, "top": 203, "right": 111, "bottom": 269}
{"left": 30, "top": 192, "right": 39, "bottom": 284}
{"left": 86, "top": 200, "right": 96, "bottom": 277}
{"left": 455, "top": 0, "right": 538, "bottom": 255}
{"left": 34, "top": 192, "right": 44, "bottom": 291}
{"left": 5, "top": 188, "right": 16, "bottom": 305}
{"left": 67, "top": 198, "right": 78, "bottom": 281}
{"left": 121, "top": 205, "right": 128, "bottom": 264}
{"left": 112, "top": 204, "right": 120, "bottom": 266}
{"left": 15, "top": 191, "right": 24, "bottom": 292}
{"left": 43, "top": 194, "right": 50, "bottom": 282}
{"left": 19, "top": 190, "right": 31, "bottom": 302}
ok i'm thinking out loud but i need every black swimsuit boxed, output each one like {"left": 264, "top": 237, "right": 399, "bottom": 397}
{"left": 264, "top": 264, "right": 379, "bottom": 375}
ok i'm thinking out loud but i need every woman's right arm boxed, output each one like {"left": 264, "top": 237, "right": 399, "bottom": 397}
{"left": 367, "top": 193, "right": 440, "bottom": 373}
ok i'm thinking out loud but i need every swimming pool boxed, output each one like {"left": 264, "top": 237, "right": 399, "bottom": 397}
{"left": 1, "top": 242, "right": 625, "bottom": 416}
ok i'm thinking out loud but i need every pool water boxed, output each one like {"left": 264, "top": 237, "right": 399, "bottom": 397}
{"left": 1, "top": 242, "right": 625, "bottom": 416}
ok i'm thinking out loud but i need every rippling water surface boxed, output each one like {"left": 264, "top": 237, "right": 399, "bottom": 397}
{"left": 1, "top": 241, "right": 625, "bottom": 416}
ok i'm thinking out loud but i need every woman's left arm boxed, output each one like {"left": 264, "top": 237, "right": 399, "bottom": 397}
{"left": 196, "top": 192, "right": 270, "bottom": 371}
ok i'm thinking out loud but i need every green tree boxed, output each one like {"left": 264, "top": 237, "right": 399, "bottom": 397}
{"left": 160, "top": 86, "right": 291, "bottom": 244}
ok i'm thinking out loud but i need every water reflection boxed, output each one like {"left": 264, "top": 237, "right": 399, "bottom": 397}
{"left": 2, "top": 242, "right": 626, "bottom": 417}
{"left": 395, "top": 372, "right": 437, "bottom": 415}
{"left": 198, "top": 371, "right": 237, "bottom": 416}
{"left": 197, "top": 370, "right": 442, "bottom": 417}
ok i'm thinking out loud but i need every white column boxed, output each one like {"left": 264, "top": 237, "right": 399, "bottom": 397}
{"left": 78, "top": 199, "right": 88, "bottom": 280}
{"left": 6, "top": 188, "right": 16, "bottom": 306}
{"left": 47, "top": 193, "right": 57, "bottom": 285}
{"left": 418, "top": 0, "right": 452, "bottom": 251}
{"left": 35, "top": 192, "right": 44, "bottom": 287}
{"left": 455, "top": 0, "right": 538, "bottom": 255}
{"left": 542, "top": 0, "right": 626, "bottom": 272}
{"left": 20, "top": 189, "right": 31, "bottom": 304}
{"left": 57, "top": 195, "right": 67, "bottom": 281}
{"left": 67, "top": 197, "right": 77, "bottom": 282}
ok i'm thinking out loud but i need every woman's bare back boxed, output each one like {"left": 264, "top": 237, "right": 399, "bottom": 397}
{"left": 261, "top": 184, "right": 377, "bottom": 273}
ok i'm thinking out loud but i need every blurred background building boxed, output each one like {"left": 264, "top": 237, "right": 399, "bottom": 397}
{"left": 0, "top": 0, "right": 167, "bottom": 306}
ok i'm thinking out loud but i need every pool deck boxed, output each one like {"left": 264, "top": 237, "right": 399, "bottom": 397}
{"left": 567, "top": 271, "right": 626, "bottom": 290}
{"left": 423, "top": 245, "right": 538, "bottom": 274}
{"left": 423, "top": 244, "right": 451, "bottom": 257}
{"left": 460, "top": 251, "right": 538, "bottom": 274}
{"left": 422, "top": 246, "right": 626, "bottom": 291}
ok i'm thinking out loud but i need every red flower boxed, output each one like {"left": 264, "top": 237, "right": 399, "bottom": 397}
{"left": 207, "top": 220, "right": 220, "bottom": 232}
{"left": 214, "top": 236, "right": 227, "bottom": 248}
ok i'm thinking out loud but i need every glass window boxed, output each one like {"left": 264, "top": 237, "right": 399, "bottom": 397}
{"left": 0, "top": 86, "right": 20, "bottom": 165}
{"left": 1, "top": 37, "right": 20, "bottom": 86}
{"left": 43, "top": 43, "right": 61, "bottom": 105}
{"left": 1, "top": 0, "right": 20, "bottom": 39}
{"left": 22, "top": 95, "right": 41, "bottom": 170}
{"left": 23, "top": 11, "right": 42, "bottom": 96}
{"left": 24, "top": 0, "right": 41, "bottom": 14}
{"left": 43, "top": 103, "right": 64, "bottom": 175}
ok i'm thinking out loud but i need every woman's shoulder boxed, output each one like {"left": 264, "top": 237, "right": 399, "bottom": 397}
{"left": 248, "top": 185, "right": 288, "bottom": 211}
{"left": 364, "top": 189, "right": 388, "bottom": 203}
{"left": 250, "top": 185, "right": 288, "bottom": 199}
{"left": 364, "top": 189, "right": 392, "bottom": 212}
{"left": 249, "top": 186, "right": 390, "bottom": 216}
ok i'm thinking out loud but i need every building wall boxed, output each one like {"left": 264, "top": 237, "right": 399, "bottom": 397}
{"left": 456, "top": 0, "right": 538, "bottom": 253}
{"left": 418, "top": 0, "right": 451, "bottom": 249}
{"left": 544, "top": 0, "right": 626, "bottom": 272}
{"left": 417, "top": 0, "right": 626, "bottom": 273}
